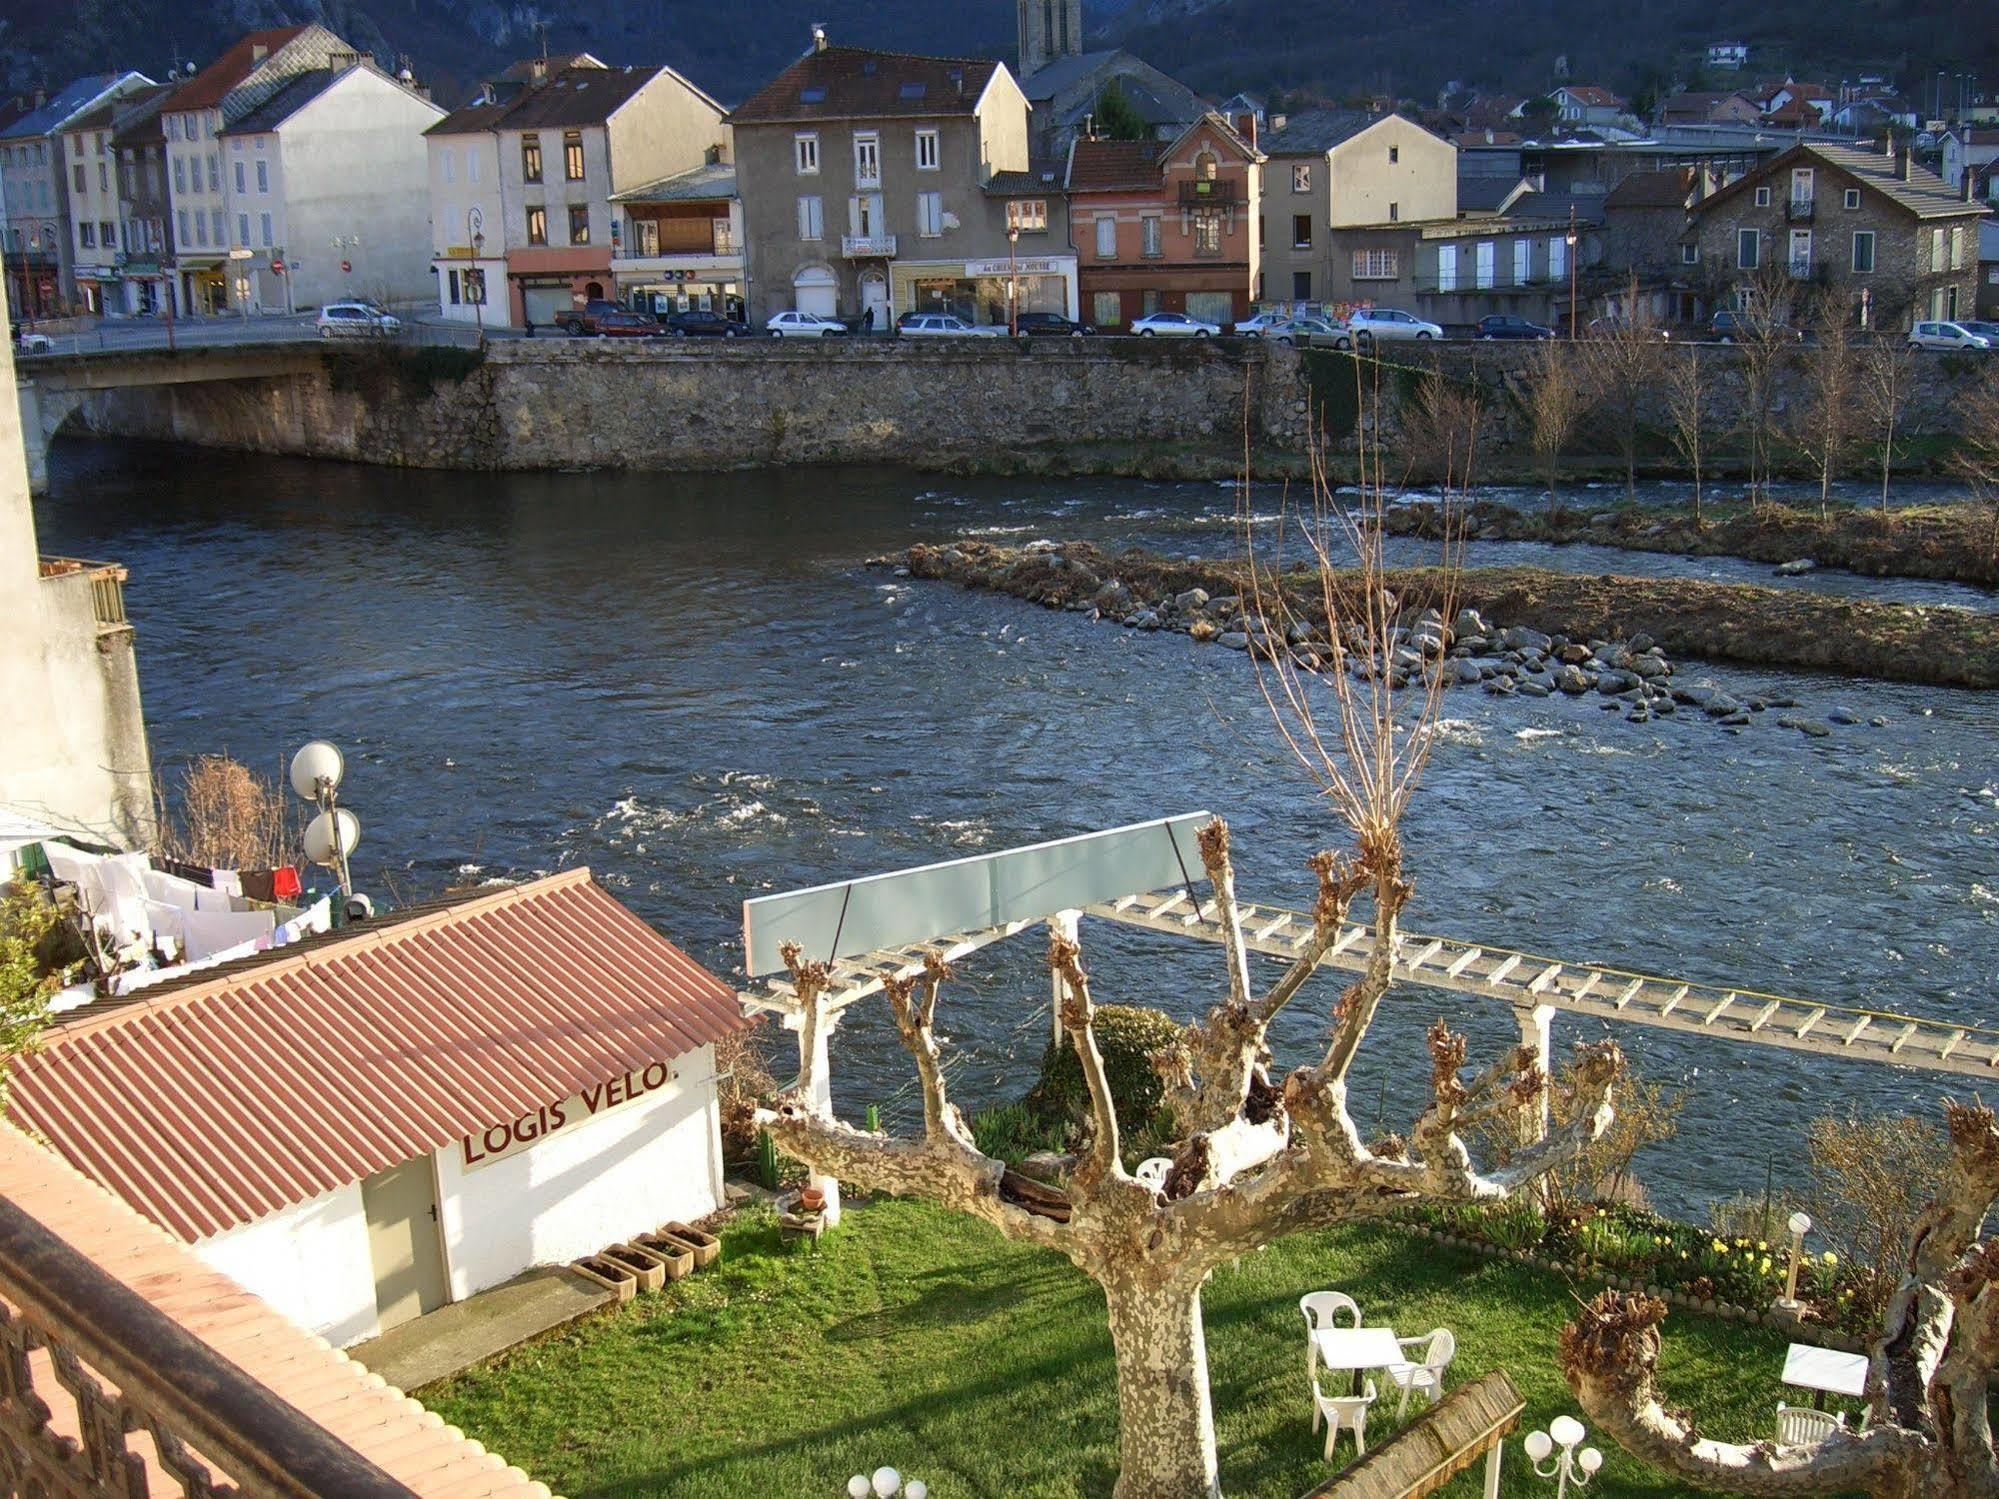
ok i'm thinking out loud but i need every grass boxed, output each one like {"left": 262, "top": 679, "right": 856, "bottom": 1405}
{"left": 424, "top": 1198, "right": 1801, "bottom": 1498}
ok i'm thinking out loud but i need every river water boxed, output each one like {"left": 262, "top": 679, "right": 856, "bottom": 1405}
{"left": 35, "top": 439, "right": 1999, "bottom": 1217}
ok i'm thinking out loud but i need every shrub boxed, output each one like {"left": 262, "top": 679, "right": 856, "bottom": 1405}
{"left": 1027, "top": 1003, "right": 1183, "bottom": 1141}
{"left": 971, "top": 1101, "right": 1070, "bottom": 1164}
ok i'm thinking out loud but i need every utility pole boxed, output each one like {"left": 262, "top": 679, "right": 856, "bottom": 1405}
{"left": 1566, "top": 204, "right": 1579, "bottom": 337}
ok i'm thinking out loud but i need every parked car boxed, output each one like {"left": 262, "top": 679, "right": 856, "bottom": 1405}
{"left": 1130, "top": 311, "right": 1219, "bottom": 338}
{"left": 556, "top": 299, "right": 626, "bottom": 336}
{"left": 592, "top": 309, "right": 658, "bottom": 338}
{"left": 1014, "top": 312, "right": 1093, "bottom": 336}
{"left": 1230, "top": 311, "right": 1296, "bottom": 339}
{"left": 659, "top": 308, "right": 747, "bottom": 338}
{"left": 1909, "top": 320, "right": 1993, "bottom": 351}
{"left": 899, "top": 313, "right": 1004, "bottom": 338}
{"left": 1710, "top": 309, "right": 1803, "bottom": 343}
{"left": 1477, "top": 315, "right": 1555, "bottom": 340}
{"left": 1958, "top": 320, "right": 1999, "bottom": 343}
{"left": 316, "top": 302, "right": 401, "bottom": 338}
{"left": 1336, "top": 308, "right": 1443, "bottom": 347}
{"left": 765, "top": 310, "right": 848, "bottom": 338}
{"left": 1270, "top": 316, "right": 1341, "bottom": 347}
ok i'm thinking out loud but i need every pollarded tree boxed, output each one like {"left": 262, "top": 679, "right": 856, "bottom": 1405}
{"left": 1563, "top": 1100, "right": 1999, "bottom": 1498}
{"left": 759, "top": 475, "right": 1624, "bottom": 1499}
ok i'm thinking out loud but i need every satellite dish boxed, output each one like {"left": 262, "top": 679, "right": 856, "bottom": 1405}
{"left": 304, "top": 808, "right": 361, "bottom": 867}
{"left": 290, "top": 740, "right": 344, "bottom": 800}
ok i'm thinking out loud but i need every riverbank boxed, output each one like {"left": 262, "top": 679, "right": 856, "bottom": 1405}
{"left": 1385, "top": 497, "right": 1999, "bottom": 589}
{"left": 893, "top": 539, "right": 1999, "bottom": 690}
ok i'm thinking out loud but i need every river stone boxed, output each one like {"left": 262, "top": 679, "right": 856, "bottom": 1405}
{"left": 1132, "top": 611, "right": 1162, "bottom": 630}
{"left": 1218, "top": 631, "right": 1250, "bottom": 651}
{"left": 1703, "top": 693, "right": 1744, "bottom": 717}
{"left": 1503, "top": 626, "right": 1553, "bottom": 653}
{"left": 1628, "top": 632, "right": 1655, "bottom": 653}
{"left": 1453, "top": 608, "right": 1490, "bottom": 637}
{"left": 1517, "top": 680, "right": 1552, "bottom": 698}
{"left": 1598, "top": 669, "right": 1639, "bottom": 695}
{"left": 1451, "top": 658, "right": 1484, "bottom": 685}
{"left": 1627, "top": 707, "right": 1651, "bottom": 723}
{"left": 1673, "top": 683, "right": 1719, "bottom": 708}
{"left": 1774, "top": 558, "right": 1817, "bottom": 576}
{"left": 1598, "top": 699, "right": 1623, "bottom": 711}
{"left": 1632, "top": 654, "right": 1670, "bottom": 679}
{"left": 1828, "top": 707, "right": 1863, "bottom": 725}
{"left": 1558, "top": 643, "right": 1592, "bottom": 665}
{"left": 1174, "top": 588, "right": 1210, "bottom": 611}
{"left": 1720, "top": 710, "right": 1752, "bottom": 726}
{"left": 1554, "top": 664, "right": 1591, "bottom": 694}
{"left": 1483, "top": 676, "right": 1516, "bottom": 695}
{"left": 1871, "top": 715, "right": 1889, "bottom": 727}
{"left": 1780, "top": 717, "right": 1832, "bottom": 738}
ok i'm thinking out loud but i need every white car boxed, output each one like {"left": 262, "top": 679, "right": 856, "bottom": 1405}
{"left": 1130, "top": 311, "right": 1219, "bottom": 338}
{"left": 766, "top": 310, "right": 848, "bottom": 338}
{"left": 1336, "top": 308, "right": 1443, "bottom": 347}
{"left": 899, "top": 313, "right": 1003, "bottom": 338}
{"left": 1909, "top": 320, "right": 1992, "bottom": 351}
{"left": 1231, "top": 311, "right": 1295, "bottom": 339}
{"left": 1271, "top": 316, "right": 1341, "bottom": 347}
{"left": 316, "top": 302, "right": 401, "bottom": 338}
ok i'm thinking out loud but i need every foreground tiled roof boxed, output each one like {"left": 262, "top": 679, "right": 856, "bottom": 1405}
{"left": 1261, "top": 108, "right": 1381, "bottom": 155}
{"left": 10, "top": 869, "right": 745, "bottom": 1242}
{"left": 494, "top": 65, "right": 680, "bottom": 129}
{"left": 728, "top": 46, "right": 999, "bottom": 125}
{"left": 0, "top": 1121, "right": 552, "bottom": 1498}
{"left": 610, "top": 161, "right": 737, "bottom": 202}
{"left": 1699, "top": 142, "right": 1988, "bottom": 220}
{"left": 1066, "top": 137, "right": 1165, "bottom": 190}
{"left": 0, "top": 73, "right": 136, "bottom": 139}
{"left": 1604, "top": 166, "right": 1694, "bottom": 209}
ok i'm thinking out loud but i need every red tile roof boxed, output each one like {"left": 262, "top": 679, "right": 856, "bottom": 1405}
{"left": 0, "top": 1121, "right": 551, "bottom": 1498}
{"left": 727, "top": 46, "right": 999, "bottom": 125}
{"left": 10, "top": 869, "right": 744, "bottom": 1242}
{"left": 1067, "top": 138, "right": 1166, "bottom": 190}
{"left": 162, "top": 27, "right": 308, "bottom": 113}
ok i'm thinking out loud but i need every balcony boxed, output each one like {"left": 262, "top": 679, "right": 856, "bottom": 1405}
{"left": 1787, "top": 257, "right": 1816, "bottom": 280}
{"left": 1785, "top": 197, "right": 1815, "bottom": 222}
{"left": 841, "top": 234, "right": 898, "bottom": 258}
{"left": 39, "top": 556, "right": 128, "bottom": 632}
{"left": 1179, "top": 181, "right": 1242, "bottom": 206}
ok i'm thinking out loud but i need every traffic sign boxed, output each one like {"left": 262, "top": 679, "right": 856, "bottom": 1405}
{"left": 341, "top": 259, "right": 352, "bottom": 273}
{"left": 227, "top": 247, "right": 254, "bottom": 260}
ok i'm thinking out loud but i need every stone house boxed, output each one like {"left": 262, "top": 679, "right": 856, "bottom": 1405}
{"left": 57, "top": 86, "right": 173, "bottom": 316}
{"left": 1941, "top": 128, "right": 1999, "bottom": 203}
{"left": 609, "top": 163, "right": 745, "bottom": 322}
{"left": 729, "top": 39, "right": 1074, "bottom": 326}
{"left": 1687, "top": 140, "right": 1990, "bottom": 327}
{"left": 1067, "top": 112, "right": 1260, "bottom": 327}
{"left": 109, "top": 88, "right": 176, "bottom": 316}
{"left": 1980, "top": 221, "right": 1999, "bottom": 320}
{"left": 1257, "top": 109, "right": 1455, "bottom": 307}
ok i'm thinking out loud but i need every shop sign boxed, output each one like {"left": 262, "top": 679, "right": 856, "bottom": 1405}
{"left": 964, "top": 257, "right": 1069, "bottom": 277}
{"left": 459, "top": 1061, "right": 677, "bottom": 1171}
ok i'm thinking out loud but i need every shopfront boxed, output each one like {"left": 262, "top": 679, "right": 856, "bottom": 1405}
{"left": 621, "top": 266, "right": 744, "bottom": 320}
{"left": 891, "top": 253, "right": 1079, "bottom": 325}
{"left": 179, "top": 258, "right": 228, "bottom": 315}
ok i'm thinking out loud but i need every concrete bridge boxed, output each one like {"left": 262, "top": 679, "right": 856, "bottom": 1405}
{"left": 16, "top": 341, "right": 329, "bottom": 492}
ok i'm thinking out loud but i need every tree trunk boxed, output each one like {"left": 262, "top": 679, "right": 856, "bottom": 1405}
{"left": 1103, "top": 1269, "right": 1220, "bottom": 1499}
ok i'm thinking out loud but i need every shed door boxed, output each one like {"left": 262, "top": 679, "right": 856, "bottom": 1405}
{"left": 361, "top": 1157, "right": 449, "bottom": 1331}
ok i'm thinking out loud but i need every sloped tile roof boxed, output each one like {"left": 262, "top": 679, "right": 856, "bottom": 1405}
{"left": 610, "top": 162, "right": 737, "bottom": 202}
{"left": 1696, "top": 142, "right": 1988, "bottom": 221}
{"left": 1605, "top": 166, "right": 1694, "bottom": 208}
{"left": 161, "top": 29, "right": 308, "bottom": 113}
{"left": 727, "top": 46, "right": 998, "bottom": 125}
{"left": 218, "top": 68, "right": 342, "bottom": 136}
{"left": 1261, "top": 108, "right": 1381, "bottom": 155}
{"left": 0, "top": 1121, "right": 551, "bottom": 1498}
{"left": 1067, "top": 137, "right": 1165, "bottom": 190}
{"left": 10, "top": 869, "right": 745, "bottom": 1243}
{"left": 492, "top": 65, "right": 673, "bottom": 129}
{"left": 0, "top": 73, "right": 140, "bottom": 140}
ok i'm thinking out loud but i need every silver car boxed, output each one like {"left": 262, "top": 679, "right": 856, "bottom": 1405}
{"left": 316, "top": 302, "right": 401, "bottom": 338}
{"left": 899, "top": 313, "right": 1003, "bottom": 338}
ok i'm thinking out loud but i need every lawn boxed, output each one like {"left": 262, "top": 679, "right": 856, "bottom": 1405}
{"left": 425, "top": 1198, "right": 1797, "bottom": 1498}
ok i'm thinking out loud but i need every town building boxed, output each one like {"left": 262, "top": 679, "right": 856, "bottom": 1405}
{"left": 214, "top": 58, "right": 444, "bottom": 314}
{"left": 1552, "top": 86, "right": 1630, "bottom": 128}
{"left": 1687, "top": 139, "right": 1991, "bottom": 326}
{"left": 55, "top": 85, "right": 172, "bottom": 316}
{"left": 1979, "top": 221, "right": 1999, "bottom": 320}
{"left": 1942, "top": 128, "right": 1999, "bottom": 203}
{"left": 730, "top": 39, "right": 1076, "bottom": 326}
{"left": 158, "top": 25, "right": 351, "bottom": 315}
{"left": 1706, "top": 42, "right": 1750, "bottom": 71}
{"left": 611, "top": 163, "right": 745, "bottom": 319}
{"left": 1655, "top": 92, "right": 1762, "bottom": 128}
{"left": 428, "top": 56, "right": 727, "bottom": 328}
{"left": 1067, "top": 112, "right": 1260, "bottom": 327}
{"left": 110, "top": 88, "right": 176, "bottom": 315}
{"left": 1256, "top": 109, "right": 1454, "bottom": 307}
{"left": 0, "top": 73, "right": 153, "bottom": 314}
{"left": 5, "top": 870, "right": 745, "bottom": 1345}
{"left": 1013, "top": 0, "right": 1209, "bottom": 158}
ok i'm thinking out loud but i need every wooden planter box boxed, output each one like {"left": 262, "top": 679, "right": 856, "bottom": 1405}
{"left": 605, "top": 1243, "right": 669, "bottom": 1292}
{"left": 570, "top": 1255, "right": 638, "bottom": 1301}
{"left": 659, "top": 1221, "right": 721, "bottom": 1270}
{"left": 633, "top": 1232, "right": 696, "bottom": 1280}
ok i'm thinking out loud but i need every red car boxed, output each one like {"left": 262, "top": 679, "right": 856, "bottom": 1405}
{"left": 593, "top": 309, "right": 657, "bottom": 338}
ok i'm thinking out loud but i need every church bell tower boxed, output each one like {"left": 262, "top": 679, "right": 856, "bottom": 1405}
{"left": 1018, "top": 0, "right": 1083, "bottom": 79}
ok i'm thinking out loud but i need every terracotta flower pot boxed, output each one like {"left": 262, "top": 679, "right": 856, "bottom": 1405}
{"left": 799, "top": 1187, "right": 827, "bottom": 1214}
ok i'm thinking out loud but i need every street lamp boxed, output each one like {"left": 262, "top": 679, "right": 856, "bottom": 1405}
{"left": 1007, "top": 219, "right": 1021, "bottom": 337}
{"left": 290, "top": 740, "right": 361, "bottom": 901}
{"left": 467, "top": 206, "right": 486, "bottom": 337}
{"left": 1524, "top": 1414, "right": 1604, "bottom": 1497}
{"left": 1565, "top": 205, "right": 1579, "bottom": 338}
{"left": 1779, "top": 1210, "right": 1814, "bottom": 1310}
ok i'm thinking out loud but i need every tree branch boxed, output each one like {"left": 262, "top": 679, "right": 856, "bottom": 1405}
{"left": 1197, "top": 817, "right": 1251, "bottom": 1012}
{"left": 884, "top": 954, "right": 976, "bottom": 1151}
{"left": 1316, "top": 863, "right": 1409, "bottom": 1083}
{"left": 1051, "top": 927, "right": 1123, "bottom": 1182}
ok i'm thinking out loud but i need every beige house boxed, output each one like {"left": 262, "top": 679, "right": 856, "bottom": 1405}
{"left": 1256, "top": 109, "right": 1456, "bottom": 306}
{"left": 729, "top": 38, "right": 1074, "bottom": 325}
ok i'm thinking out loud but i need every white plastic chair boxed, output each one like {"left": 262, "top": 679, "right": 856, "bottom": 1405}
{"left": 1386, "top": 1327, "right": 1455, "bottom": 1418}
{"left": 1134, "top": 1157, "right": 1173, "bottom": 1192}
{"left": 1299, "top": 1292, "right": 1361, "bottom": 1384}
{"left": 1311, "top": 1376, "right": 1377, "bottom": 1460}
{"left": 1775, "top": 1403, "right": 1845, "bottom": 1447}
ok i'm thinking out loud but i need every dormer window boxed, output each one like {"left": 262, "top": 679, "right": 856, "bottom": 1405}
{"left": 1195, "top": 150, "right": 1218, "bottom": 180}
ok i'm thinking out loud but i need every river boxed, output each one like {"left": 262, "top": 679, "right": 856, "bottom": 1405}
{"left": 34, "top": 438, "right": 1999, "bottom": 1218}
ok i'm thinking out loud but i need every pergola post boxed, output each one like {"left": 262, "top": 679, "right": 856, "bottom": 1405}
{"left": 796, "top": 1008, "right": 843, "bottom": 1227}
{"left": 1518, "top": 1003, "right": 1555, "bottom": 1144}
{"left": 1049, "top": 909, "right": 1080, "bottom": 1044}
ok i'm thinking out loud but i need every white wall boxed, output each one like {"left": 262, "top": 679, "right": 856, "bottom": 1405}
{"left": 434, "top": 1045, "right": 724, "bottom": 1300}
{"left": 427, "top": 130, "right": 506, "bottom": 323}
{"left": 193, "top": 1184, "right": 382, "bottom": 1347}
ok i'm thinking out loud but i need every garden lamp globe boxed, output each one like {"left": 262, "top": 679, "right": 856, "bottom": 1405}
{"left": 1579, "top": 1448, "right": 1604, "bottom": 1475}
{"left": 1551, "top": 1415, "right": 1586, "bottom": 1449}
{"left": 871, "top": 1467, "right": 901, "bottom": 1497}
{"left": 290, "top": 739, "right": 344, "bottom": 800}
{"left": 1524, "top": 1429, "right": 1554, "bottom": 1462}
{"left": 1789, "top": 1211, "right": 1812, "bottom": 1238}
{"left": 904, "top": 1484, "right": 927, "bottom": 1499}
{"left": 847, "top": 1478, "right": 869, "bottom": 1499}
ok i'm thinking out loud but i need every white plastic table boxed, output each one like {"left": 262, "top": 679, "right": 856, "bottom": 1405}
{"left": 1782, "top": 1343, "right": 1868, "bottom": 1409}
{"left": 1312, "top": 1325, "right": 1403, "bottom": 1393}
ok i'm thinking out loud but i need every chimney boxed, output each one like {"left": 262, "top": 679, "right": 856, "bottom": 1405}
{"left": 1897, "top": 143, "right": 1913, "bottom": 181}
{"left": 811, "top": 24, "right": 827, "bottom": 51}
{"left": 950, "top": 67, "right": 964, "bottom": 94}
{"left": 32, "top": 88, "right": 45, "bottom": 109}
{"left": 530, "top": 56, "right": 548, "bottom": 84}
{"left": 1233, "top": 111, "right": 1256, "bottom": 148}
{"left": 1963, "top": 166, "right": 1976, "bottom": 202}
{"left": 1270, "top": 112, "right": 1287, "bottom": 133}
{"left": 1081, "top": 112, "right": 1094, "bottom": 140}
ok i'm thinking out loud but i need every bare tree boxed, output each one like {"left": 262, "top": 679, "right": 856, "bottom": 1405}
{"left": 1579, "top": 275, "right": 1663, "bottom": 504}
{"left": 1405, "top": 368, "right": 1484, "bottom": 504}
{"left": 1564, "top": 1101, "right": 1999, "bottom": 1499}
{"left": 1863, "top": 336, "right": 1917, "bottom": 514}
{"left": 156, "top": 755, "right": 299, "bottom": 870}
{"left": 1730, "top": 272, "right": 1797, "bottom": 510}
{"left": 758, "top": 448, "right": 1622, "bottom": 1499}
{"left": 1527, "top": 337, "right": 1588, "bottom": 517}
{"left": 1664, "top": 344, "right": 1712, "bottom": 525}
{"left": 1792, "top": 289, "right": 1860, "bottom": 518}
{"left": 1946, "top": 370, "right": 1999, "bottom": 563}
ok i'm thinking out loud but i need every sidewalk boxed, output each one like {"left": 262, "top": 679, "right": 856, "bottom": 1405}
{"left": 347, "top": 1266, "right": 614, "bottom": 1392}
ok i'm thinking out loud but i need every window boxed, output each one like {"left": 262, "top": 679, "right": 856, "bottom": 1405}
{"left": 1007, "top": 199, "right": 1046, "bottom": 232}
{"left": 1195, "top": 150, "right": 1217, "bottom": 180}
{"left": 854, "top": 132, "right": 880, "bottom": 186}
{"left": 1951, "top": 225, "right": 1965, "bottom": 270}
{"left": 168, "top": 115, "right": 181, "bottom": 140}
{"left": 521, "top": 134, "right": 542, "bottom": 183}
{"left": 795, "top": 133, "right": 819, "bottom": 174}
{"left": 209, "top": 208, "right": 222, "bottom": 243}
{"left": 1436, "top": 244, "right": 1459, "bottom": 291}
{"left": 259, "top": 212, "right": 272, "bottom": 247}
{"left": 1843, "top": 187, "right": 1861, "bottom": 210}
{"left": 174, "top": 156, "right": 185, "bottom": 193}
{"left": 207, "top": 155, "right": 218, "bottom": 191}
{"left": 1352, "top": 247, "right": 1399, "bottom": 279}
{"left": 441, "top": 145, "right": 456, "bottom": 183}
{"left": 568, "top": 204, "right": 590, "bottom": 244}
{"left": 1095, "top": 215, "right": 1117, "bottom": 258}
{"left": 1737, "top": 227, "right": 1759, "bottom": 269}
{"left": 1514, "top": 239, "right": 1532, "bottom": 282}
{"left": 1932, "top": 228, "right": 1946, "bottom": 273}
{"left": 1143, "top": 215, "right": 1163, "bottom": 256}
{"left": 1291, "top": 214, "right": 1312, "bottom": 249}
{"left": 1851, "top": 229, "right": 1875, "bottom": 273}
{"left": 1388, "top": 144, "right": 1399, "bottom": 163}
{"left": 1790, "top": 167, "right": 1813, "bottom": 204}
{"left": 73, "top": 164, "right": 85, "bottom": 193}
{"left": 525, "top": 205, "right": 547, "bottom": 245}
{"left": 448, "top": 267, "right": 461, "bottom": 305}
{"left": 98, "top": 162, "right": 107, "bottom": 192}
{"left": 1292, "top": 163, "right": 1311, "bottom": 192}
{"left": 78, "top": 222, "right": 95, "bottom": 249}
{"left": 237, "top": 213, "right": 249, "bottom": 246}
{"left": 1388, "top": 202, "right": 1399, "bottom": 222}
{"left": 796, "top": 194, "right": 823, "bottom": 240}
{"left": 1475, "top": 239, "right": 1495, "bottom": 289}
{"left": 101, "top": 222, "right": 115, "bottom": 249}
{"left": 1681, "top": 241, "right": 1698, "bottom": 264}
{"left": 192, "top": 212, "right": 206, "bottom": 247}
{"left": 563, "top": 130, "right": 585, "bottom": 182}
{"left": 1754, "top": 185, "right": 1771, "bottom": 207}
{"left": 1549, "top": 235, "right": 1568, "bottom": 280}
{"left": 916, "top": 191, "right": 943, "bottom": 236}
{"left": 915, "top": 129, "right": 938, "bottom": 170}
{"left": 177, "top": 209, "right": 189, "bottom": 244}
{"left": 234, "top": 160, "right": 246, "bottom": 193}
{"left": 256, "top": 159, "right": 268, "bottom": 193}
{"left": 230, "top": 137, "right": 241, "bottom": 154}
{"left": 1093, "top": 290, "right": 1122, "bottom": 326}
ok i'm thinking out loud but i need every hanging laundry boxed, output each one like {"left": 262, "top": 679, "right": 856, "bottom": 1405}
{"left": 271, "top": 865, "right": 304, "bottom": 902}
{"left": 184, "top": 906, "right": 276, "bottom": 962}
